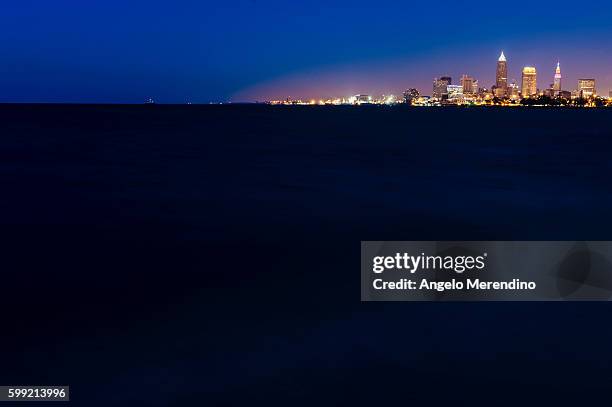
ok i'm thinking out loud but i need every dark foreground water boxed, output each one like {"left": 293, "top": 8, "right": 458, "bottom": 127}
{"left": 1, "top": 104, "right": 612, "bottom": 405}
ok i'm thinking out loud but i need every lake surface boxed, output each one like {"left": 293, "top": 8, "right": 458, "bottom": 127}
{"left": 1, "top": 104, "right": 611, "bottom": 405}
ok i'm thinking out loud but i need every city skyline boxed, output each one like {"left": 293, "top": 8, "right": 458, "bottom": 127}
{"left": 264, "top": 50, "right": 607, "bottom": 105}
{"left": 238, "top": 45, "right": 610, "bottom": 103}
{"left": 1, "top": 1, "right": 611, "bottom": 103}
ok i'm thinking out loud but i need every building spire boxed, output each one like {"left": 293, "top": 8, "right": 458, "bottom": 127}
{"left": 499, "top": 51, "right": 506, "bottom": 62}
{"left": 553, "top": 61, "right": 562, "bottom": 94}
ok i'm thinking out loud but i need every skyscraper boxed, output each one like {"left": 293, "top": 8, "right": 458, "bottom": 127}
{"left": 495, "top": 51, "right": 508, "bottom": 96}
{"left": 521, "top": 67, "right": 537, "bottom": 97}
{"left": 578, "top": 79, "right": 596, "bottom": 98}
{"left": 553, "top": 62, "right": 562, "bottom": 95}
{"left": 460, "top": 75, "right": 475, "bottom": 95}
{"left": 433, "top": 77, "right": 452, "bottom": 99}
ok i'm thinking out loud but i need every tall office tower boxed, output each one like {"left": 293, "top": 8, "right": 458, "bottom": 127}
{"left": 578, "top": 79, "right": 596, "bottom": 98}
{"left": 496, "top": 51, "right": 508, "bottom": 95}
{"left": 433, "top": 77, "right": 452, "bottom": 99}
{"left": 521, "top": 67, "right": 537, "bottom": 97}
{"left": 553, "top": 62, "right": 562, "bottom": 95}
{"left": 472, "top": 80, "right": 479, "bottom": 95}
{"left": 460, "top": 75, "right": 475, "bottom": 94}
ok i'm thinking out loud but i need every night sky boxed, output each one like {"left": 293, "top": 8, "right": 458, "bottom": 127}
{"left": 1, "top": 0, "right": 611, "bottom": 103}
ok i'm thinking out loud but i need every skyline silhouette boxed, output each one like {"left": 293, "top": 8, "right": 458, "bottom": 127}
{"left": 0, "top": 1, "right": 611, "bottom": 103}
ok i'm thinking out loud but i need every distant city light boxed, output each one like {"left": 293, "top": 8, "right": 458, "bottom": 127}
{"left": 264, "top": 50, "right": 611, "bottom": 107}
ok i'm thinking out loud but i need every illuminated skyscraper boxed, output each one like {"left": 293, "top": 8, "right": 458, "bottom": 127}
{"left": 495, "top": 51, "right": 508, "bottom": 95}
{"left": 578, "top": 79, "right": 596, "bottom": 98}
{"left": 433, "top": 77, "right": 452, "bottom": 99}
{"left": 460, "top": 75, "right": 475, "bottom": 95}
{"left": 553, "top": 62, "right": 562, "bottom": 95}
{"left": 521, "top": 67, "right": 537, "bottom": 97}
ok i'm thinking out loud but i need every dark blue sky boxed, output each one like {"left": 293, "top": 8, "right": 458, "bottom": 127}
{"left": 1, "top": 0, "right": 611, "bottom": 103}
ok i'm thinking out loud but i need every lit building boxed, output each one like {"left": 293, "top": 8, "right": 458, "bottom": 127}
{"left": 553, "top": 62, "right": 562, "bottom": 95}
{"left": 354, "top": 94, "right": 372, "bottom": 104}
{"left": 447, "top": 85, "right": 464, "bottom": 102}
{"left": 508, "top": 81, "right": 520, "bottom": 100}
{"left": 521, "top": 67, "right": 537, "bottom": 97}
{"left": 578, "top": 79, "right": 596, "bottom": 98}
{"left": 493, "top": 86, "right": 506, "bottom": 98}
{"left": 479, "top": 87, "right": 492, "bottom": 99}
{"left": 433, "top": 77, "right": 451, "bottom": 99}
{"left": 413, "top": 96, "right": 432, "bottom": 106}
{"left": 495, "top": 51, "right": 508, "bottom": 96}
{"left": 403, "top": 88, "right": 420, "bottom": 104}
{"left": 472, "top": 80, "right": 479, "bottom": 95}
{"left": 382, "top": 94, "right": 397, "bottom": 104}
{"left": 460, "top": 75, "right": 475, "bottom": 95}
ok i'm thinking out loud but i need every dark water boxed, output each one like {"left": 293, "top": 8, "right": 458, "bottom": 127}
{"left": 1, "top": 104, "right": 612, "bottom": 405}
